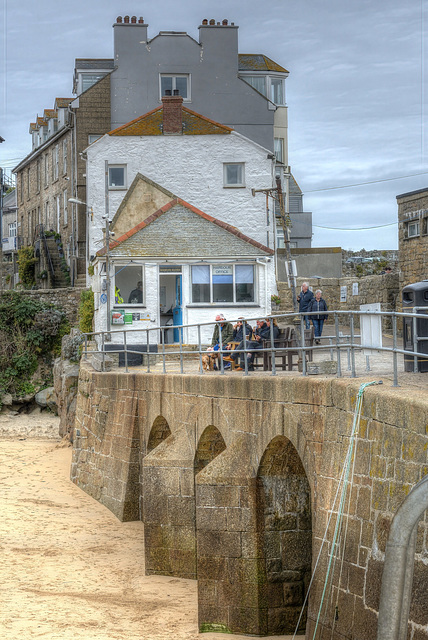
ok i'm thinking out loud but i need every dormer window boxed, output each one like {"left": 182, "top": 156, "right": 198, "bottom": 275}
{"left": 160, "top": 74, "right": 190, "bottom": 101}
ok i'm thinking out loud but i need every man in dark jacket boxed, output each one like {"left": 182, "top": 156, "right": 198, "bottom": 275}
{"left": 223, "top": 317, "right": 253, "bottom": 368}
{"left": 297, "top": 282, "right": 314, "bottom": 329}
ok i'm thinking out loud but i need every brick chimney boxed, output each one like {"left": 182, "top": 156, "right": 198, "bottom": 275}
{"left": 161, "top": 90, "right": 183, "bottom": 135}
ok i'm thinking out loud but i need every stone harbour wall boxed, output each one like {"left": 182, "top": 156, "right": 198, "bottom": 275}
{"left": 71, "top": 362, "right": 428, "bottom": 639}
{"left": 277, "top": 273, "right": 399, "bottom": 328}
{"left": 4, "top": 287, "right": 86, "bottom": 327}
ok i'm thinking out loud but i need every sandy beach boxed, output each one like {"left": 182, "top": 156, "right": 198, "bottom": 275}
{"left": 1, "top": 414, "right": 298, "bottom": 640}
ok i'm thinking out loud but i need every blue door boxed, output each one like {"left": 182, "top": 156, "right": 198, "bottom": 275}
{"left": 172, "top": 275, "right": 183, "bottom": 342}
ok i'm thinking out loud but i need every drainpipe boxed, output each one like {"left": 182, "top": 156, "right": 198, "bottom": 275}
{"left": 376, "top": 473, "right": 428, "bottom": 640}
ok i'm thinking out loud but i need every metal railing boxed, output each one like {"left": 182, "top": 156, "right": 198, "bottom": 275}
{"left": 81, "top": 308, "right": 428, "bottom": 387}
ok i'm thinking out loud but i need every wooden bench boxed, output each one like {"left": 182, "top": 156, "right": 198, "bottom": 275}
{"left": 260, "top": 327, "right": 314, "bottom": 371}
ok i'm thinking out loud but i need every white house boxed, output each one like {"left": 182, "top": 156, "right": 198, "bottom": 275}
{"left": 86, "top": 94, "right": 277, "bottom": 346}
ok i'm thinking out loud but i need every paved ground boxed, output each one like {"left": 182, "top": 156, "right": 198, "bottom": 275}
{"left": 116, "top": 326, "right": 428, "bottom": 392}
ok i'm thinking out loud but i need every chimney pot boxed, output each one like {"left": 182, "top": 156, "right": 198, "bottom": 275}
{"left": 202, "top": 19, "right": 208, "bottom": 25}
{"left": 209, "top": 19, "right": 215, "bottom": 25}
{"left": 138, "top": 17, "right": 144, "bottom": 23}
{"left": 165, "top": 89, "right": 172, "bottom": 96}
{"left": 131, "top": 15, "right": 137, "bottom": 23}
{"left": 124, "top": 15, "right": 130, "bottom": 23}
{"left": 222, "top": 19, "right": 228, "bottom": 25}
{"left": 173, "top": 89, "right": 180, "bottom": 96}
{"left": 116, "top": 16, "right": 123, "bottom": 23}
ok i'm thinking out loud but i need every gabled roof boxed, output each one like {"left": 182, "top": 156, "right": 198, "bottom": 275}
{"left": 238, "top": 54, "right": 288, "bottom": 74}
{"left": 55, "top": 98, "right": 73, "bottom": 108}
{"left": 43, "top": 109, "right": 57, "bottom": 120}
{"left": 97, "top": 198, "right": 274, "bottom": 257}
{"left": 109, "top": 106, "right": 233, "bottom": 137}
{"left": 36, "top": 116, "right": 47, "bottom": 127}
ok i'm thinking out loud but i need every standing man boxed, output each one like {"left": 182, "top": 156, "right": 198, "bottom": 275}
{"left": 297, "top": 282, "right": 314, "bottom": 330}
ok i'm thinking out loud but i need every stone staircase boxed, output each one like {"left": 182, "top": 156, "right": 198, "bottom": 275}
{"left": 44, "top": 237, "right": 70, "bottom": 288}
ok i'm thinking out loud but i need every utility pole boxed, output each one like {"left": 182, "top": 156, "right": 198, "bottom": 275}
{"left": 252, "top": 167, "right": 298, "bottom": 311}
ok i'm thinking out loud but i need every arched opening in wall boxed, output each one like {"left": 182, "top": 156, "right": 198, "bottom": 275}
{"left": 257, "top": 435, "right": 312, "bottom": 636}
{"left": 194, "top": 425, "right": 226, "bottom": 475}
{"left": 147, "top": 415, "right": 171, "bottom": 454}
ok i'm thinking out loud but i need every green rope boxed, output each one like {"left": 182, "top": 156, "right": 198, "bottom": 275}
{"left": 310, "top": 381, "right": 382, "bottom": 640}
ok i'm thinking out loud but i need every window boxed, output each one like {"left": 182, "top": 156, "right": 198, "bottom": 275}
{"left": 223, "top": 163, "right": 245, "bottom": 187}
{"left": 81, "top": 73, "right": 106, "bottom": 93}
{"left": 274, "top": 138, "right": 284, "bottom": 163}
{"left": 270, "top": 78, "right": 284, "bottom": 105}
{"left": 63, "top": 190, "right": 68, "bottom": 226}
{"left": 44, "top": 154, "right": 49, "bottom": 187}
{"left": 160, "top": 74, "right": 190, "bottom": 100}
{"left": 45, "top": 201, "right": 50, "bottom": 227}
{"left": 36, "top": 160, "right": 41, "bottom": 192}
{"left": 406, "top": 220, "right": 420, "bottom": 238}
{"left": 88, "top": 134, "right": 102, "bottom": 145}
{"left": 245, "top": 76, "right": 266, "bottom": 95}
{"left": 27, "top": 168, "right": 30, "bottom": 199}
{"left": 191, "top": 264, "right": 255, "bottom": 303}
{"left": 8, "top": 222, "right": 17, "bottom": 237}
{"left": 114, "top": 265, "right": 144, "bottom": 305}
{"left": 63, "top": 140, "right": 67, "bottom": 174}
{"left": 243, "top": 75, "right": 285, "bottom": 105}
{"left": 52, "top": 145, "right": 59, "bottom": 181}
{"left": 108, "top": 165, "right": 126, "bottom": 189}
{"left": 55, "top": 195, "right": 61, "bottom": 233}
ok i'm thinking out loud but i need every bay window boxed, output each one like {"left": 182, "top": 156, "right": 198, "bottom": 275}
{"left": 192, "top": 264, "right": 255, "bottom": 303}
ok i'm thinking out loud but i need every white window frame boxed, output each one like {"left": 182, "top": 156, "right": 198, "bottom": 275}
{"left": 406, "top": 220, "right": 420, "bottom": 238}
{"left": 53, "top": 145, "right": 59, "bottom": 181}
{"left": 159, "top": 74, "right": 191, "bottom": 101}
{"left": 108, "top": 165, "right": 127, "bottom": 190}
{"left": 63, "top": 140, "right": 67, "bottom": 175}
{"left": 88, "top": 134, "right": 102, "bottom": 145}
{"left": 63, "top": 189, "right": 68, "bottom": 226}
{"left": 8, "top": 222, "right": 17, "bottom": 237}
{"left": 223, "top": 162, "right": 245, "bottom": 188}
{"left": 191, "top": 263, "right": 256, "bottom": 304}
{"left": 44, "top": 154, "right": 49, "bottom": 187}
{"left": 269, "top": 76, "right": 285, "bottom": 105}
{"left": 55, "top": 195, "right": 61, "bottom": 233}
{"left": 113, "top": 264, "right": 145, "bottom": 306}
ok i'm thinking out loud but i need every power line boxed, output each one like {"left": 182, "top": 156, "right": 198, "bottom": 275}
{"left": 313, "top": 222, "right": 397, "bottom": 231}
{"left": 304, "top": 171, "right": 428, "bottom": 193}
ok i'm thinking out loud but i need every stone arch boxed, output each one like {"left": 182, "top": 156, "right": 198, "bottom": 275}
{"left": 257, "top": 435, "right": 312, "bottom": 636}
{"left": 194, "top": 425, "right": 227, "bottom": 475}
{"left": 147, "top": 415, "right": 171, "bottom": 454}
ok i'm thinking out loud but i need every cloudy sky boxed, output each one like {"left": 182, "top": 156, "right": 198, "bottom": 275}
{"left": 1, "top": 0, "right": 427, "bottom": 250}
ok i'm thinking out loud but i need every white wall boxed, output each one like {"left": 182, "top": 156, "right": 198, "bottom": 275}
{"left": 86, "top": 131, "right": 275, "bottom": 258}
{"left": 92, "top": 258, "right": 276, "bottom": 345}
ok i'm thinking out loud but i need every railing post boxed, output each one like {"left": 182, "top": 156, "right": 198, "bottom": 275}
{"left": 413, "top": 311, "right": 418, "bottom": 373}
{"left": 392, "top": 313, "right": 399, "bottom": 387}
{"left": 243, "top": 329, "right": 248, "bottom": 375}
{"left": 161, "top": 327, "right": 166, "bottom": 374}
{"left": 350, "top": 313, "right": 356, "bottom": 378}
{"left": 335, "top": 313, "right": 342, "bottom": 377}
{"left": 198, "top": 324, "right": 203, "bottom": 374}
{"left": 270, "top": 317, "right": 276, "bottom": 376}
{"left": 124, "top": 329, "right": 128, "bottom": 373}
{"left": 146, "top": 329, "right": 151, "bottom": 373}
{"left": 300, "top": 315, "right": 306, "bottom": 376}
{"left": 179, "top": 325, "right": 184, "bottom": 374}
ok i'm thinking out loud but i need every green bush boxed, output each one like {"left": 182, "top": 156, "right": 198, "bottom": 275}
{"left": 17, "top": 246, "right": 37, "bottom": 289}
{"left": 0, "top": 291, "right": 69, "bottom": 398}
{"left": 79, "top": 289, "right": 94, "bottom": 334}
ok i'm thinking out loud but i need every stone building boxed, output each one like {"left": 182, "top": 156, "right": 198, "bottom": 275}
{"left": 397, "top": 186, "right": 428, "bottom": 289}
{"left": 12, "top": 71, "right": 111, "bottom": 287}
